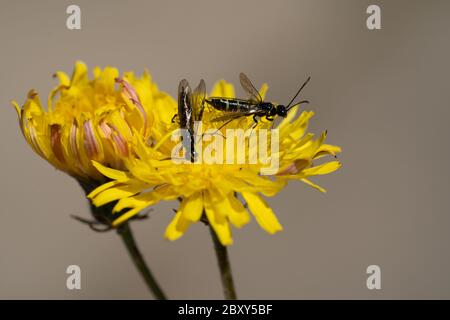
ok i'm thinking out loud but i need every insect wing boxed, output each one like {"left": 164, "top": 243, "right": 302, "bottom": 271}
{"left": 178, "top": 79, "right": 192, "bottom": 129}
{"left": 191, "top": 79, "right": 206, "bottom": 121}
{"left": 177, "top": 79, "right": 197, "bottom": 161}
{"left": 239, "top": 72, "right": 262, "bottom": 103}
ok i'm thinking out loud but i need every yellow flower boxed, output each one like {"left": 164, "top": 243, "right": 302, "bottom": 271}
{"left": 88, "top": 79, "right": 342, "bottom": 245}
{"left": 12, "top": 61, "right": 176, "bottom": 183}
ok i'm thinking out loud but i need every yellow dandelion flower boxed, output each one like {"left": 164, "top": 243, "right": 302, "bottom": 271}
{"left": 12, "top": 62, "right": 177, "bottom": 298}
{"left": 12, "top": 61, "right": 176, "bottom": 184}
{"left": 88, "top": 78, "right": 342, "bottom": 245}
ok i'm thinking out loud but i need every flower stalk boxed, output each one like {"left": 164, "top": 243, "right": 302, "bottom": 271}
{"left": 117, "top": 223, "right": 167, "bottom": 300}
{"left": 209, "top": 224, "right": 237, "bottom": 300}
{"left": 79, "top": 180, "right": 167, "bottom": 299}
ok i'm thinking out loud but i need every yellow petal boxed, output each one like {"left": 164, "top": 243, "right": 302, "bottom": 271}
{"left": 183, "top": 192, "right": 204, "bottom": 222}
{"left": 53, "top": 71, "right": 70, "bottom": 87}
{"left": 108, "top": 110, "right": 133, "bottom": 140}
{"left": 301, "top": 178, "right": 327, "bottom": 193}
{"left": 112, "top": 206, "right": 146, "bottom": 227}
{"left": 91, "top": 161, "right": 129, "bottom": 181}
{"left": 241, "top": 192, "right": 282, "bottom": 234}
{"left": 11, "top": 101, "right": 22, "bottom": 120}
{"left": 314, "top": 144, "right": 342, "bottom": 159}
{"left": 226, "top": 195, "right": 250, "bottom": 228}
{"left": 302, "top": 161, "right": 341, "bottom": 176}
{"left": 277, "top": 105, "right": 299, "bottom": 129}
{"left": 87, "top": 180, "right": 120, "bottom": 199}
{"left": 210, "top": 80, "right": 235, "bottom": 98}
{"left": 206, "top": 189, "right": 228, "bottom": 224}
{"left": 281, "top": 110, "right": 314, "bottom": 142}
{"left": 234, "top": 171, "right": 286, "bottom": 196}
{"left": 112, "top": 193, "right": 164, "bottom": 226}
{"left": 113, "top": 192, "right": 156, "bottom": 212}
{"left": 164, "top": 202, "right": 191, "bottom": 241}
{"left": 91, "top": 182, "right": 146, "bottom": 207}
{"left": 71, "top": 61, "right": 88, "bottom": 84}
{"left": 208, "top": 191, "right": 250, "bottom": 228}
{"left": 259, "top": 83, "right": 269, "bottom": 100}
{"left": 204, "top": 194, "right": 233, "bottom": 245}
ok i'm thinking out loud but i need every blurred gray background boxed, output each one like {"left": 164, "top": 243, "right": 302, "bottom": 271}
{"left": 1, "top": 0, "right": 449, "bottom": 299}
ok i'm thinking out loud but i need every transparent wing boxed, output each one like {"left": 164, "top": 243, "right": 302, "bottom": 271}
{"left": 178, "top": 79, "right": 192, "bottom": 128}
{"left": 178, "top": 79, "right": 192, "bottom": 109}
{"left": 178, "top": 79, "right": 192, "bottom": 97}
{"left": 239, "top": 72, "right": 262, "bottom": 103}
{"left": 191, "top": 79, "right": 206, "bottom": 121}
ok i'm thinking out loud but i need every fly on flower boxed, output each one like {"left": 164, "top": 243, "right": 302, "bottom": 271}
{"left": 88, "top": 76, "right": 342, "bottom": 246}
{"left": 206, "top": 72, "right": 310, "bottom": 127}
{"left": 173, "top": 79, "right": 206, "bottom": 162}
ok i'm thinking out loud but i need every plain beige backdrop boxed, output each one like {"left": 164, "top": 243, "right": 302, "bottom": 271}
{"left": 1, "top": 0, "right": 450, "bottom": 299}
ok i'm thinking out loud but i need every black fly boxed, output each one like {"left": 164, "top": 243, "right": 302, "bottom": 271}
{"left": 175, "top": 79, "right": 206, "bottom": 162}
{"left": 205, "top": 72, "right": 310, "bottom": 126}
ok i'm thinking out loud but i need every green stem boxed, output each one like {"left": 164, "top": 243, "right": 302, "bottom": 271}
{"left": 117, "top": 223, "right": 167, "bottom": 300}
{"left": 79, "top": 180, "right": 167, "bottom": 299}
{"left": 209, "top": 225, "right": 237, "bottom": 300}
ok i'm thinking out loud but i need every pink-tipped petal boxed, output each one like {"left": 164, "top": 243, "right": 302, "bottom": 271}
{"left": 83, "top": 120, "right": 100, "bottom": 160}
{"left": 50, "top": 124, "right": 65, "bottom": 164}
{"left": 115, "top": 77, "right": 148, "bottom": 135}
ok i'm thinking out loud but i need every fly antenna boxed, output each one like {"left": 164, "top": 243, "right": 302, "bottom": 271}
{"left": 287, "top": 99, "right": 309, "bottom": 110}
{"left": 285, "top": 76, "right": 311, "bottom": 109}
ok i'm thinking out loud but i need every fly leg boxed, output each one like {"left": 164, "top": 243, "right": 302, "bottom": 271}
{"left": 247, "top": 115, "right": 260, "bottom": 148}
{"left": 202, "top": 119, "right": 232, "bottom": 140}
{"left": 251, "top": 115, "right": 260, "bottom": 132}
{"left": 253, "top": 114, "right": 260, "bottom": 125}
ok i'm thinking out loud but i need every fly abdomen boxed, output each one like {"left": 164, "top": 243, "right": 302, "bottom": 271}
{"left": 206, "top": 98, "right": 253, "bottom": 112}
